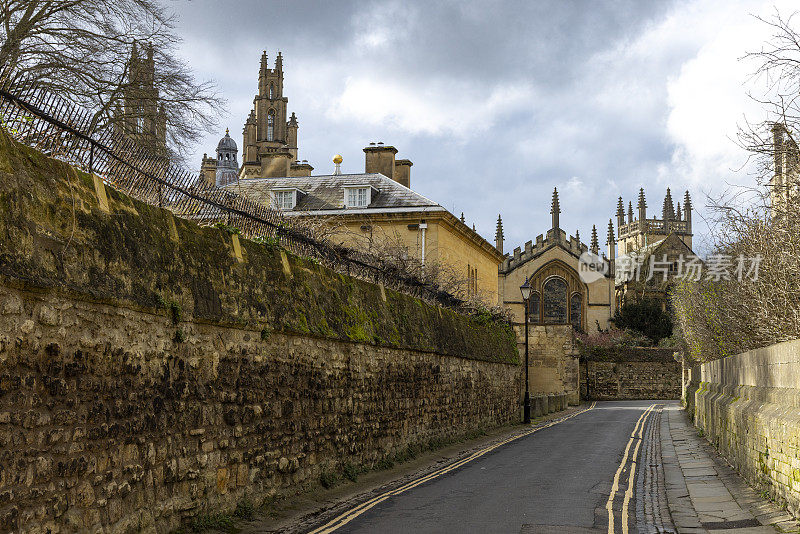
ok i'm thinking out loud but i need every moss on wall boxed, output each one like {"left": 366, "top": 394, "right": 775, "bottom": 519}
{"left": 0, "top": 129, "right": 517, "bottom": 364}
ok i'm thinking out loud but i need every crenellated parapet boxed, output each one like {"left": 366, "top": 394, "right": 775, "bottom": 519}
{"left": 501, "top": 226, "right": 589, "bottom": 273}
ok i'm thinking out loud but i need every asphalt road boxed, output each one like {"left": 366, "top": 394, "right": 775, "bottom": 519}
{"left": 310, "top": 400, "right": 662, "bottom": 534}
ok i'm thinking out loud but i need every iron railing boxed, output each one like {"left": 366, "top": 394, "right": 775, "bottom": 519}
{"left": 0, "top": 73, "right": 464, "bottom": 310}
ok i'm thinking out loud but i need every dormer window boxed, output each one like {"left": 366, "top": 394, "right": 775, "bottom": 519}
{"left": 271, "top": 188, "right": 305, "bottom": 210}
{"left": 348, "top": 188, "right": 368, "bottom": 207}
{"left": 344, "top": 186, "right": 377, "bottom": 208}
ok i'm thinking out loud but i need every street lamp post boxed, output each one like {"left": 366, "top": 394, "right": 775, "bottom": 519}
{"left": 520, "top": 278, "right": 532, "bottom": 424}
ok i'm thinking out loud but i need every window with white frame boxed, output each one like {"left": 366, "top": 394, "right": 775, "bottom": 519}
{"left": 346, "top": 187, "right": 370, "bottom": 208}
{"left": 273, "top": 190, "right": 294, "bottom": 210}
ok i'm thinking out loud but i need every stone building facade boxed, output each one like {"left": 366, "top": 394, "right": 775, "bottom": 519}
{"left": 224, "top": 145, "right": 504, "bottom": 305}
{"left": 497, "top": 189, "right": 616, "bottom": 404}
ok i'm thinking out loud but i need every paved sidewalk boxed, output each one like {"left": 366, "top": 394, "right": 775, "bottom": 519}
{"left": 661, "top": 404, "right": 799, "bottom": 534}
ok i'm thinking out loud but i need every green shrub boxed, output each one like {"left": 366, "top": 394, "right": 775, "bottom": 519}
{"left": 613, "top": 299, "right": 673, "bottom": 343}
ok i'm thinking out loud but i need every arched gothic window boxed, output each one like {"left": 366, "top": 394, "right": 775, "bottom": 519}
{"left": 267, "top": 110, "right": 275, "bottom": 141}
{"left": 542, "top": 277, "right": 568, "bottom": 324}
{"left": 570, "top": 293, "right": 582, "bottom": 330}
{"left": 269, "top": 84, "right": 275, "bottom": 99}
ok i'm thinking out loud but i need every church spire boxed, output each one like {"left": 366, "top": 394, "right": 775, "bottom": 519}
{"left": 551, "top": 187, "right": 560, "bottom": 230}
{"left": 590, "top": 224, "right": 599, "bottom": 254}
{"left": 495, "top": 215, "right": 504, "bottom": 254}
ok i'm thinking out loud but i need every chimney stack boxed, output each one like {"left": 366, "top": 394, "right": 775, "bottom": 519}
{"left": 394, "top": 159, "right": 413, "bottom": 188}
{"left": 364, "top": 142, "right": 397, "bottom": 181}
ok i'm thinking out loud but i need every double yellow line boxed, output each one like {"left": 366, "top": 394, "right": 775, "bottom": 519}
{"left": 309, "top": 401, "right": 597, "bottom": 534}
{"left": 605, "top": 403, "right": 660, "bottom": 534}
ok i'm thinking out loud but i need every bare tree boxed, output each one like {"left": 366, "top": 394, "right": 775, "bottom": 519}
{"left": 673, "top": 10, "right": 800, "bottom": 362}
{"left": 0, "top": 0, "right": 223, "bottom": 159}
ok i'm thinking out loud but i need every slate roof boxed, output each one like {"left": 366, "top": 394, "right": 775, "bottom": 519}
{"left": 222, "top": 173, "right": 443, "bottom": 214}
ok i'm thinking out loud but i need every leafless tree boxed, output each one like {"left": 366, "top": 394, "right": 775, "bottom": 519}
{"left": 673, "top": 10, "right": 800, "bottom": 362}
{"left": 0, "top": 0, "right": 223, "bottom": 159}
{"left": 328, "top": 218, "right": 508, "bottom": 315}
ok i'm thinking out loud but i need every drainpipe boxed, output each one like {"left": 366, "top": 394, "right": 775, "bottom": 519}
{"left": 419, "top": 222, "right": 427, "bottom": 269}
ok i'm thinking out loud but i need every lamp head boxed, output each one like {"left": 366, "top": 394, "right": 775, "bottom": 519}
{"left": 520, "top": 278, "right": 532, "bottom": 300}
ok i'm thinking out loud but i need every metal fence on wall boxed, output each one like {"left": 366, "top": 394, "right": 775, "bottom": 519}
{"left": 0, "top": 73, "right": 464, "bottom": 310}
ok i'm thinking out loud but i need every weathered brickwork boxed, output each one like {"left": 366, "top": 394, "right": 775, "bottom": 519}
{"left": 0, "top": 130, "right": 521, "bottom": 532}
{"left": 690, "top": 340, "right": 800, "bottom": 519}
{"left": 581, "top": 349, "right": 681, "bottom": 400}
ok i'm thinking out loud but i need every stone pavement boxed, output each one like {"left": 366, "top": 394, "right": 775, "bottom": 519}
{"left": 661, "top": 404, "right": 800, "bottom": 534}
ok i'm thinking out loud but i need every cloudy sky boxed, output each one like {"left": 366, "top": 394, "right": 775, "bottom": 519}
{"left": 172, "top": 0, "right": 792, "bottom": 255}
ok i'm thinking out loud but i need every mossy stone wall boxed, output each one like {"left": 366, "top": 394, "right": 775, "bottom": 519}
{"left": 0, "top": 130, "right": 520, "bottom": 532}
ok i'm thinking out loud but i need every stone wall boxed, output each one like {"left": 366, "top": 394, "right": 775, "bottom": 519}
{"left": 0, "top": 129, "right": 521, "bottom": 532}
{"left": 520, "top": 325, "right": 581, "bottom": 405}
{"left": 689, "top": 340, "right": 800, "bottom": 519}
{"left": 580, "top": 348, "right": 681, "bottom": 400}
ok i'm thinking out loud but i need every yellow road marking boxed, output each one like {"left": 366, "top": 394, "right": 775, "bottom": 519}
{"left": 309, "top": 401, "right": 598, "bottom": 534}
{"left": 606, "top": 404, "right": 655, "bottom": 534}
{"left": 621, "top": 404, "right": 663, "bottom": 534}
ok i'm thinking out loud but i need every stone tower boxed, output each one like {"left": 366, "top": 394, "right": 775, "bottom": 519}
{"left": 616, "top": 187, "right": 693, "bottom": 254}
{"left": 114, "top": 42, "right": 168, "bottom": 159}
{"left": 771, "top": 122, "right": 799, "bottom": 217}
{"left": 241, "top": 51, "right": 310, "bottom": 179}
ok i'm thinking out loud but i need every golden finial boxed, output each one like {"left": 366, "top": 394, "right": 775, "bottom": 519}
{"left": 333, "top": 154, "right": 343, "bottom": 164}
{"left": 225, "top": 127, "right": 229, "bottom": 135}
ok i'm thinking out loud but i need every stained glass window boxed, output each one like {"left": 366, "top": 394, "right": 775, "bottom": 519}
{"left": 570, "top": 293, "right": 582, "bottom": 330}
{"left": 542, "top": 277, "right": 568, "bottom": 324}
{"left": 528, "top": 291, "right": 540, "bottom": 322}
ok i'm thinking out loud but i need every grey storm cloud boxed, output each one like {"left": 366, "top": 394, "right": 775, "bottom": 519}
{"left": 171, "top": 0, "right": 760, "bottom": 254}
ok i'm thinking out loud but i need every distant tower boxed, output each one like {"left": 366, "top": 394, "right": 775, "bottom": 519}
{"left": 241, "top": 51, "right": 306, "bottom": 179}
{"left": 770, "top": 122, "right": 799, "bottom": 217}
{"left": 215, "top": 129, "right": 239, "bottom": 187}
{"left": 114, "top": 42, "right": 167, "bottom": 158}
{"left": 616, "top": 187, "right": 693, "bottom": 256}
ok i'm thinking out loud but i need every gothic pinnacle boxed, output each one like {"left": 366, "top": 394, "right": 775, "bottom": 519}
{"left": 590, "top": 225, "right": 599, "bottom": 253}
{"left": 606, "top": 219, "right": 615, "bottom": 245}
{"left": 551, "top": 187, "right": 560, "bottom": 230}
{"left": 663, "top": 188, "right": 675, "bottom": 220}
{"left": 495, "top": 215, "right": 504, "bottom": 241}
{"left": 616, "top": 196, "right": 624, "bottom": 217}
{"left": 637, "top": 187, "right": 647, "bottom": 209}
